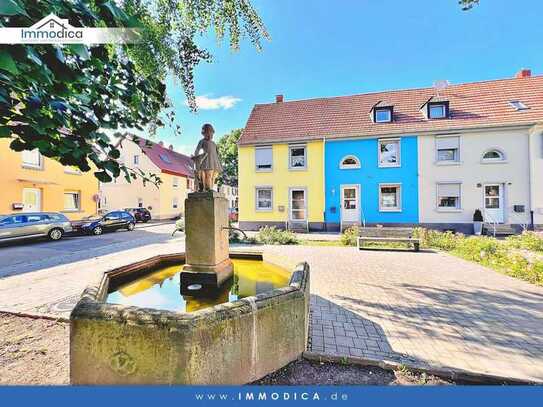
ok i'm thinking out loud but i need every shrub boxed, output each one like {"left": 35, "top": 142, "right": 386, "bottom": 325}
{"left": 473, "top": 209, "right": 484, "bottom": 222}
{"left": 255, "top": 226, "right": 299, "bottom": 245}
{"left": 413, "top": 228, "right": 461, "bottom": 251}
{"left": 340, "top": 226, "right": 359, "bottom": 246}
{"left": 506, "top": 231, "right": 543, "bottom": 253}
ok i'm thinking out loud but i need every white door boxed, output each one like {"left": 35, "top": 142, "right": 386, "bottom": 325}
{"left": 484, "top": 184, "right": 504, "bottom": 223}
{"left": 341, "top": 185, "right": 360, "bottom": 224}
{"left": 22, "top": 188, "right": 41, "bottom": 212}
{"left": 289, "top": 189, "right": 306, "bottom": 221}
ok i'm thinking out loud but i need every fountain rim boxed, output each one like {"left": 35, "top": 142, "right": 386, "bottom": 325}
{"left": 69, "top": 250, "right": 309, "bottom": 326}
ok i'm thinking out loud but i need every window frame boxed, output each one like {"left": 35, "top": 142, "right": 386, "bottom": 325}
{"left": 374, "top": 107, "right": 393, "bottom": 123}
{"left": 435, "top": 135, "right": 460, "bottom": 164}
{"left": 133, "top": 155, "right": 140, "bottom": 165}
{"left": 21, "top": 149, "right": 43, "bottom": 169}
{"left": 427, "top": 101, "right": 449, "bottom": 119}
{"left": 63, "top": 191, "right": 81, "bottom": 212}
{"left": 377, "top": 138, "right": 401, "bottom": 168}
{"left": 481, "top": 149, "right": 506, "bottom": 163}
{"left": 255, "top": 186, "right": 273, "bottom": 212}
{"left": 173, "top": 176, "right": 179, "bottom": 188}
{"left": 255, "top": 146, "right": 273, "bottom": 172}
{"left": 172, "top": 197, "right": 179, "bottom": 209}
{"left": 288, "top": 144, "right": 307, "bottom": 171}
{"left": 378, "top": 183, "right": 402, "bottom": 212}
{"left": 436, "top": 182, "right": 462, "bottom": 211}
{"left": 339, "top": 155, "right": 361, "bottom": 169}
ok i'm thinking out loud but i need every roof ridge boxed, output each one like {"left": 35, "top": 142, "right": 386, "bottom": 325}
{"left": 253, "top": 75, "right": 543, "bottom": 107}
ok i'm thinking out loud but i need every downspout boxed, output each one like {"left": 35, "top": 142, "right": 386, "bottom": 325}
{"left": 322, "top": 136, "right": 326, "bottom": 232}
{"left": 528, "top": 125, "right": 543, "bottom": 230}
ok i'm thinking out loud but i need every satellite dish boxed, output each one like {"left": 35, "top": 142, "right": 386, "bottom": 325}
{"left": 433, "top": 80, "right": 450, "bottom": 96}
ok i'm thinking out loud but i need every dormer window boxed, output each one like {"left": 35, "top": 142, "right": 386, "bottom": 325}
{"left": 375, "top": 107, "right": 392, "bottom": 123}
{"left": 428, "top": 102, "right": 449, "bottom": 119}
{"left": 371, "top": 102, "right": 393, "bottom": 123}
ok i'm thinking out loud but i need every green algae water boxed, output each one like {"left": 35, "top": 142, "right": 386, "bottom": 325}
{"left": 106, "top": 258, "right": 291, "bottom": 312}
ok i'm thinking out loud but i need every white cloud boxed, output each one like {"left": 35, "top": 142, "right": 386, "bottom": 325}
{"left": 187, "top": 95, "right": 242, "bottom": 110}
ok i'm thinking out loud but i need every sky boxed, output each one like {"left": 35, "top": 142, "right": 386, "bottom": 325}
{"left": 149, "top": 0, "right": 543, "bottom": 155}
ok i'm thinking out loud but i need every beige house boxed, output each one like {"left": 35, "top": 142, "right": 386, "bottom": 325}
{"left": 99, "top": 135, "right": 194, "bottom": 220}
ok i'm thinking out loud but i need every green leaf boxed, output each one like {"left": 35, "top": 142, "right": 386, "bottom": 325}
{"left": 68, "top": 44, "right": 90, "bottom": 61}
{"left": 0, "top": 0, "right": 29, "bottom": 17}
{"left": 94, "top": 171, "right": 112, "bottom": 183}
{"left": 0, "top": 126, "right": 11, "bottom": 137}
{"left": 0, "top": 51, "right": 19, "bottom": 75}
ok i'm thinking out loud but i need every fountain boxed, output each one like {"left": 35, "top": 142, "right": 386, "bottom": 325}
{"left": 69, "top": 125, "right": 310, "bottom": 384}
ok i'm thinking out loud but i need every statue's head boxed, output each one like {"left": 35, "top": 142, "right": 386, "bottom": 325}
{"left": 201, "top": 123, "right": 215, "bottom": 140}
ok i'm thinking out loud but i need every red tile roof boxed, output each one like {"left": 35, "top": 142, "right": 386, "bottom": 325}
{"left": 135, "top": 137, "right": 194, "bottom": 178}
{"left": 240, "top": 75, "right": 543, "bottom": 145}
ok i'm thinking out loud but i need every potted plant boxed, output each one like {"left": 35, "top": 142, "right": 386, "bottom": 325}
{"left": 473, "top": 209, "right": 484, "bottom": 235}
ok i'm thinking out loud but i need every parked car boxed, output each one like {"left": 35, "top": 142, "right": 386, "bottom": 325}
{"left": 124, "top": 207, "right": 152, "bottom": 223}
{"left": 73, "top": 211, "right": 135, "bottom": 235}
{"left": 0, "top": 212, "right": 72, "bottom": 242}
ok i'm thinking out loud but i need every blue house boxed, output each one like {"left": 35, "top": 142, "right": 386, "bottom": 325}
{"left": 324, "top": 136, "right": 419, "bottom": 230}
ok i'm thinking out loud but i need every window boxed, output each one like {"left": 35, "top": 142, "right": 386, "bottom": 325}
{"left": 0, "top": 216, "right": 26, "bottom": 226}
{"left": 509, "top": 100, "right": 529, "bottom": 111}
{"left": 375, "top": 108, "right": 392, "bottom": 123}
{"left": 289, "top": 145, "right": 307, "bottom": 169}
{"left": 256, "top": 187, "right": 273, "bottom": 211}
{"left": 340, "top": 155, "right": 361, "bottom": 169}
{"left": 255, "top": 146, "right": 273, "bottom": 171}
{"left": 437, "top": 183, "right": 461, "bottom": 210}
{"left": 173, "top": 177, "right": 179, "bottom": 188}
{"left": 379, "top": 184, "right": 401, "bottom": 211}
{"left": 133, "top": 155, "right": 139, "bottom": 165}
{"left": 482, "top": 149, "right": 505, "bottom": 162}
{"left": 436, "top": 136, "right": 460, "bottom": 162}
{"left": 187, "top": 178, "right": 194, "bottom": 190}
{"left": 159, "top": 154, "right": 172, "bottom": 164}
{"left": 64, "top": 192, "right": 80, "bottom": 211}
{"left": 428, "top": 102, "right": 448, "bottom": 119}
{"left": 172, "top": 197, "right": 178, "bottom": 209}
{"left": 378, "top": 139, "right": 400, "bottom": 167}
{"left": 137, "top": 198, "right": 143, "bottom": 208}
{"left": 22, "top": 149, "right": 42, "bottom": 168}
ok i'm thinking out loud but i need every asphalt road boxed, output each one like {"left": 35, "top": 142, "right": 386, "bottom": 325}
{"left": 0, "top": 221, "right": 179, "bottom": 277}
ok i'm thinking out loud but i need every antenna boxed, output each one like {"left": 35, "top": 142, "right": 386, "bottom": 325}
{"left": 433, "top": 80, "right": 450, "bottom": 97}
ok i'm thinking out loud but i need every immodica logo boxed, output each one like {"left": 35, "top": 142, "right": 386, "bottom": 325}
{"left": 0, "top": 13, "right": 139, "bottom": 44}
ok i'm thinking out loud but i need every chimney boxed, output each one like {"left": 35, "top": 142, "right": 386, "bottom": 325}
{"left": 515, "top": 68, "right": 531, "bottom": 79}
{"left": 275, "top": 94, "right": 284, "bottom": 103}
{"left": 159, "top": 141, "right": 164, "bottom": 146}
{"left": 169, "top": 144, "right": 173, "bottom": 150}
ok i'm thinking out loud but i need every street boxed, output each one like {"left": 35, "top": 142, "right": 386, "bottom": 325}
{"left": 0, "top": 221, "right": 180, "bottom": 278}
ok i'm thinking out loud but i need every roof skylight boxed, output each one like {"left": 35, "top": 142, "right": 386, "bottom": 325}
{"left": 509, "top": 100, "right": 529, "bottom": 111}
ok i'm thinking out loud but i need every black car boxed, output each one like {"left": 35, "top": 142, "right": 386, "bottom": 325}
{"left": 75, "top": 211, "right": 136, "bottom": 235}
{"left": 124, "top": 207, "right": 152, "bottom": 223}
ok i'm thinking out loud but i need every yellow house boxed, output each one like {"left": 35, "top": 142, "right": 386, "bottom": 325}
{"left": 0, "top": 139, "right": 99, "bottom": 220}
{"left": 99, "top": 135, "right": 195, "bottom": 219}
{"left": 238, "top": 140, "right": 325, "bottom": 231}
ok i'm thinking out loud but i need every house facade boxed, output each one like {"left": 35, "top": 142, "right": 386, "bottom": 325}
{"left": 0, "top": 139, "right": 99, "bottom": 219}
{"left": 99, "top": 135, "right": 194, "bottom": 220}
{"left": 238, "top": 70, "right": 543, "bottom": 232}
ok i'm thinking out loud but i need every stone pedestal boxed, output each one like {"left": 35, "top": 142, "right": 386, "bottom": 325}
{"left": 180, "top": 191, "right": 233, "bottom": 293}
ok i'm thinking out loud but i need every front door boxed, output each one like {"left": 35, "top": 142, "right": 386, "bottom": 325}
{"left": 289, "top": 189, "right": 306, "bottom": 221}
{"left": 484, "top": 184, "right": 504, "bottom": 223}
{"left": 341, "top": 185, "right": 360, "bottom": 224}
{"left": 22, "top": 188, "right": 41, "bottom": 212}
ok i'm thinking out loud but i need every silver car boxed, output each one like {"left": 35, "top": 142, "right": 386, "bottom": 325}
{"left": 0, "top": 212, "right": 73, "bottom": 242}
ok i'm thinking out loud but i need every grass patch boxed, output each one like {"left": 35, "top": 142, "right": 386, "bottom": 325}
{"left": 413, "top": 228, "right": 543, "bottom": 286}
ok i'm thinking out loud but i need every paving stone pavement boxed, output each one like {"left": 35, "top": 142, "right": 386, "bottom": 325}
{"left": 1, "top": 238, "right": 543, "bottom": 382}
{"left": 266, "top": 245, "right": 543, "bottom": 382}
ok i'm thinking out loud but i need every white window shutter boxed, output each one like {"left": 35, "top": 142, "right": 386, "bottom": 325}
{"left": 436, "top": 136, "right": 459, "bottom": 150}
{"left": 438, "top": 183, "right": 461, "bottom": 197}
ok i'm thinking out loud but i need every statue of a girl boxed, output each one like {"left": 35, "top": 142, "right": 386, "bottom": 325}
{"left": 192, "top": 123, "right": 223, "bottom": 192}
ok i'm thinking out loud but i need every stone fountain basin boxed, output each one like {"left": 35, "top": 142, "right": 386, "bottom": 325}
{"left": 70, "top": 251, "right": 310, "bottom": 385}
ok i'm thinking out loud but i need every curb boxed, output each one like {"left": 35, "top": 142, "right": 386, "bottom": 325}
{"left": 0, "top": 309, "right": 70, "bottom": 323}
{"left": 303, "top": 351, "right": 542, "bottom": 385}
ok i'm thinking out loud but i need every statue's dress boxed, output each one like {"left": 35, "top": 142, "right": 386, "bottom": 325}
{"left": 194, "top": 139, "right": 223, "bottom": 172}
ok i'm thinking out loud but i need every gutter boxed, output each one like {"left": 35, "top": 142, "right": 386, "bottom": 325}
{"left": 238, "top": 122, "right": 538, "bottom": 147}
